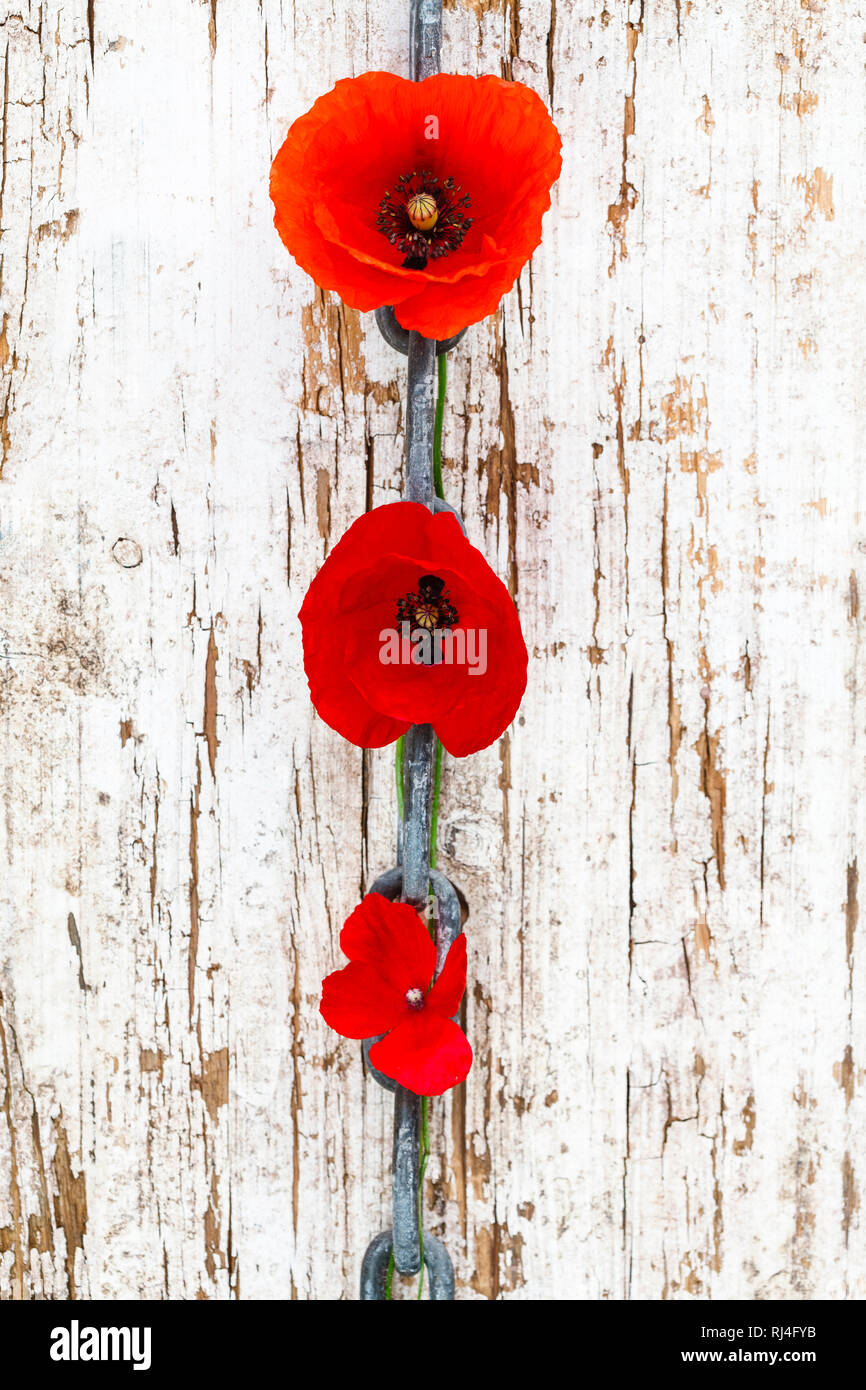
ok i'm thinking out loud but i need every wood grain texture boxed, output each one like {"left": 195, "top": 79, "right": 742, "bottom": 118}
{"left": 1, "top": 0, "right": 864, "bottom": 1300}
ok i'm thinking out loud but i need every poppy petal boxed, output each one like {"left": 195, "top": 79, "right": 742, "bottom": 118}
{"left": 299, "top": 512, "right": 415, "bottom": 748}
{"left": 426, "top": 934, "right": 467, "bottom": 1019}
{"left": 433, "top": 639, "right": 527, "bottom": 756}
{"left": 303, "top": 616, "right": 409, "bottom": 747}
{"left": 340, "top": 893, "right": 436, "bottom": 996}
{"left": 393, "top": 254, "right": 525, "bottom": 339}
{"left": 299, "top": 502, "right": 527, "bottom": 756}
{"left": 270, "top": 71, "right": 561, "bottom": 336}
{"left": 320, "top": 960, "right": 406, "bottom": 1039}
{"left": 369, "top": 1012, "right": 473, "bottom": 1096}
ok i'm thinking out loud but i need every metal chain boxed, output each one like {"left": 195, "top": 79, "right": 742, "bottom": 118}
{"left": 359, "top": 0, "right": 463, "bottom": 1301}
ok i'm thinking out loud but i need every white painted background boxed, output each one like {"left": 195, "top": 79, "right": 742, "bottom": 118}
{"left": 1, "top": 0, "right": 863, "bottom": 1301}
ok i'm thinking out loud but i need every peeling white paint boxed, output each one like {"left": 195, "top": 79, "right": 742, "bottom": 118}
{"left": 0, "top": 0, "right": 863, "bottom": 1300}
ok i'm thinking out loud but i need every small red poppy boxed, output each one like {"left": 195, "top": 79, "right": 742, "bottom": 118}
{"left": 320, "top": 893, "right": 472, "bottom": 1096}
{"left": 270, "top": 72, "right": 561, "bottom": 338}
{"left": 299, "top": 501, "right": 527, "bottom": 757}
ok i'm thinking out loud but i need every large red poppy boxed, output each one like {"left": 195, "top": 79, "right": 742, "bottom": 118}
{"left": 320, "top": 893, "right": 471, "bottom": 1096}
{"left": 299, "top": 501, "right": 527, "bottom": 757}
{"left": 270, "top": 72, "right": 561, "bottom": 339}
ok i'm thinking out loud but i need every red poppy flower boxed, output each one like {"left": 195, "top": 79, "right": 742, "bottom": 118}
{"left": 320, "top": 893, "right": 472, "bottom": 1096}
{"left": 270, "top": 72, "right": 561, "bottom": 339}
{"left": 299, "top": 501, "right": 527, "bottom": 757}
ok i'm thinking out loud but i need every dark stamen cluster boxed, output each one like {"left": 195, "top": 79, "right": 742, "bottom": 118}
{"left": 377, "top": 169, "right": 473, "bottom": 269}
{"left": 396, "top": 574, "right": 459, "bottom": 635}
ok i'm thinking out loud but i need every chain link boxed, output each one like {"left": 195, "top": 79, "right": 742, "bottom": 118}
{"left": 359, "top": 0, "right": 463, "bottom": 1302}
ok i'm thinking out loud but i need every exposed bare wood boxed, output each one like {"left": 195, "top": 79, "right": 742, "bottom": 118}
{"left": 0, "top": 0, "right": 863, "bottom": 1300}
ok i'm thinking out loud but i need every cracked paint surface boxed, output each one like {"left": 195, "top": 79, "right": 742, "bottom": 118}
{"left": 0, "top": 0, "right": 864, "bottom": 1300}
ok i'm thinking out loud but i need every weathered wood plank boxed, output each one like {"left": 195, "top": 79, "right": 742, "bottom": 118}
{"left": 1, "top": 0, "right": 863, "bottom": 1300}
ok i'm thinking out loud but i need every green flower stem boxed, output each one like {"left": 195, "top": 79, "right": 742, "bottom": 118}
{"left": 383, "top": 1095, "right": 430, "bottom": 1301}
{"left": 417, "top": 1095, "right": 430, "bottom": 1298}
{"left": 433, "top": 353, "right": 447, "bottom": 500}
{"left": 389, "top": 356, "right": 447, "bottom": 1298}
{"left": 395, "top": 734, "right": 442, "bottom": 869}
{"left": 387, "top": 730, "right": 401, "bottom": 1301}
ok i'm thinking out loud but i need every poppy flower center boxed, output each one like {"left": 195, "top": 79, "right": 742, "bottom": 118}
{"left": 377, "top": 169, "right": 473, "bottom": 270}
{"left": 396, "top": 574, "right": 459, "bottom": 636}
{"left": 405, "top": 987, "right": 425, "bottom": 1010}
